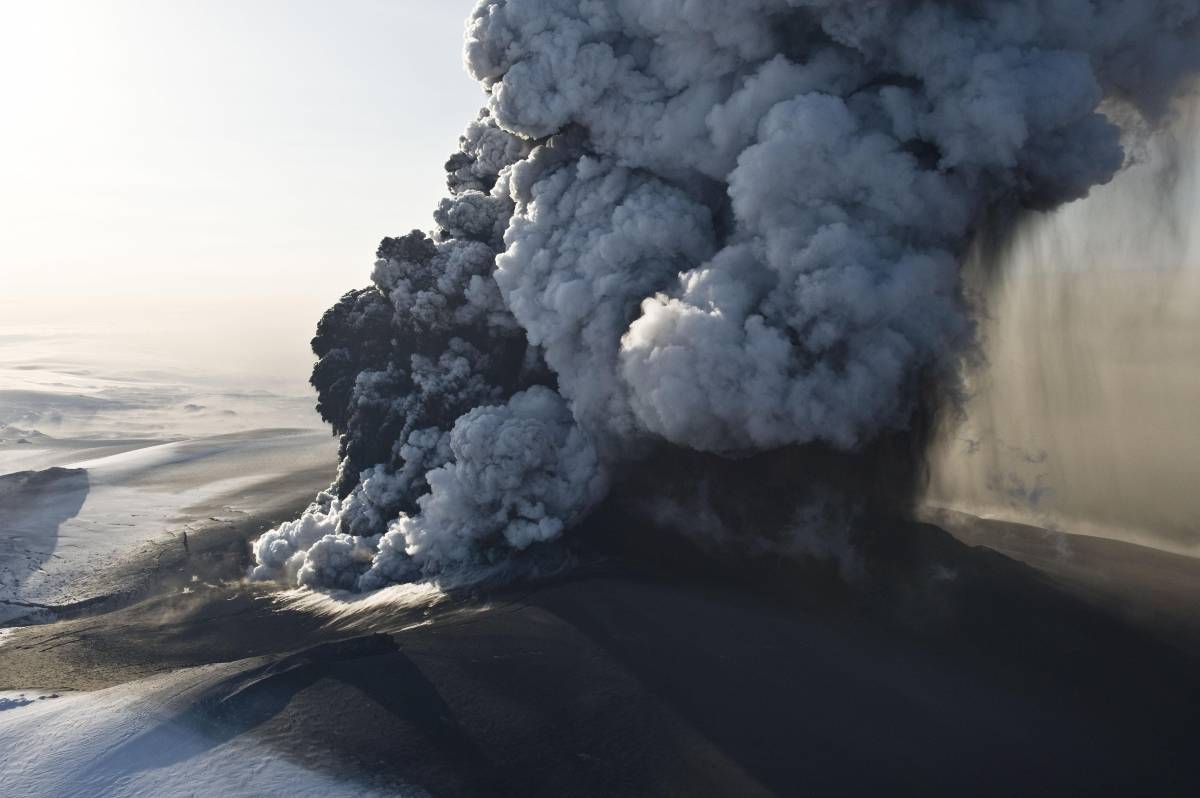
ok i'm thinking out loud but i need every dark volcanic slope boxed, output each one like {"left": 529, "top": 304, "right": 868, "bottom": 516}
{"left": 928, "top": 507, "right": 1200, "bottom": 651}
{"left": 2, "top": 514, "right": 1199, "bottom": 797}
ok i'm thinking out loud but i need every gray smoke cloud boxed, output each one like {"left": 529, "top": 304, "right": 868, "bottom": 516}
{"left": 252, "top": 0, "right": 1200, "bottom": 590}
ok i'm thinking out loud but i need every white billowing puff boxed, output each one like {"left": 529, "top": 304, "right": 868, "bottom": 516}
{"left": 495, "top": 155, "right": 714, "bottom": 446}
{"left": 359, "top": 387, "right": 606, "bottom": 587}
{"left": 297, "top": 533, "right": 382, "bottom": 591}
{"left": 251, "top": 433, "right": 450, "bottom": 585}
{"left": 619, "top": 93, "right": 971, "bottom": 451}
{"left": 251, "top": 500, "right": 341, "bottom": 585}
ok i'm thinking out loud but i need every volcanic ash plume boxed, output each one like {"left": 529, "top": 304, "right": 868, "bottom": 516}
{"left": 252, "top": 0, "right": 1200, "bottom": 589}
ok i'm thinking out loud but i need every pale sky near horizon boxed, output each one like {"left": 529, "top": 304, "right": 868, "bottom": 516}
{"left": 0, "top": 0, "right": 480, "bottom": 384}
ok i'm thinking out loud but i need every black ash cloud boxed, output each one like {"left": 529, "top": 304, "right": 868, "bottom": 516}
{"left": 252, "top": 0, "right": 1200, "bottom": 589}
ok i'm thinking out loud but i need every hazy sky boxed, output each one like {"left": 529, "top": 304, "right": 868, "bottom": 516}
{"left": 0, "top": 0, "right": 480, "bottom": 383}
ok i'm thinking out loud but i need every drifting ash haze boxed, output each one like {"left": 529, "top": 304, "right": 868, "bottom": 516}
{"left": 253, "top": 0, "right": 1200, "bottom": 591}
{"left": 927, "top": 98, "right": 1200, "bottom": 554}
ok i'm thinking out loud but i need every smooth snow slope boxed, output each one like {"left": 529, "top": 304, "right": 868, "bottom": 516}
{"left": 0, "top": 664, "right": 420, "bottom": 798}
{"left": 0, "top": 429, "right": 336, "bottom": 625}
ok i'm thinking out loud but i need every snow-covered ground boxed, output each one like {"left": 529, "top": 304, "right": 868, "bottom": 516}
{"left": 0, "top": 430, "right": 336, "bottom": 624}
{"left": 0, "top": 325, "right": 323, "bottom": 474}
{"left": 0, "top": 665, "right": 419, "bottom": 797}
{"left": 0, "top": 327, "right": 337, "bottom": 624}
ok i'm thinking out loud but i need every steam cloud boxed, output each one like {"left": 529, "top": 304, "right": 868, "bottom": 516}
{"left": 253, "top": 0, "right": 1200, "bottom": 589}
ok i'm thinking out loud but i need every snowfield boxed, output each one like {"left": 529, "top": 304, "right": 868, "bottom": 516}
{"left": 0, "top": 666, "right": 419, "bottom": 798}
{"left": 0, "top": 328, "right": 337, "bottom": 624}
{"left": 0, "top": 430, "right": 336, "bottom": 625}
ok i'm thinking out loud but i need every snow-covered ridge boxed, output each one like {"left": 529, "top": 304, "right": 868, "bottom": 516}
{"left": 0, "top": 664, "right": 418, "bottom": 797}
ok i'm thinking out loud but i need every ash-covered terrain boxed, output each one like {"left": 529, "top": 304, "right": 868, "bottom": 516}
{"left": 4, "top": 2, "right": 1200, "bottom": 796}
